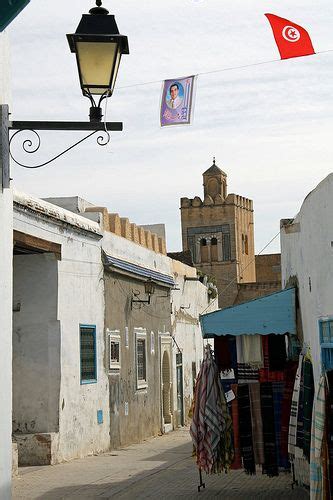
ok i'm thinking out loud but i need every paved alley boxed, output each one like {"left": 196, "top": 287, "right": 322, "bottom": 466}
{"left": 13, "top": 428, "right": 309, "bottom": 500}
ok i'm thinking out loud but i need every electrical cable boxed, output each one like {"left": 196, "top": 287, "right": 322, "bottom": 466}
{"left": 199, "top": 228, "right": 282, "bottom": 315}
{"left": 116, "top": 49, "right": 333, "bottom": 92}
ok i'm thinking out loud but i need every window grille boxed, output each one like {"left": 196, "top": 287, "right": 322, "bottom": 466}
{"left": 108, "top": 330, "right": 121, "bottom": 370}
{"left": 319, "top": 319, "right": 333, "bottom": 371}
{"left": 135, "top": 328, "right": 147, "bottom": 388}
{"left": 222, "top": 232, "right": 231, "bottom": 261}
{"left": 80, "top": 325, "right": 97, "bottom": 383}
{"left": 137, "top": 339, "right": 146, "bottom": 380}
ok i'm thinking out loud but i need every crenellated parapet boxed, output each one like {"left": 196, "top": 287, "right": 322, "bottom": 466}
{"left": 180, "top": 193, "right": 253, "bottom": 211}
{"left": 85, "top": 207, "right": 166, "bottom": 255}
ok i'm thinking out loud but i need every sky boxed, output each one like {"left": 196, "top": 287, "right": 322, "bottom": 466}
{"left": 6, "top": 0, "right": 333, "bottom": 253}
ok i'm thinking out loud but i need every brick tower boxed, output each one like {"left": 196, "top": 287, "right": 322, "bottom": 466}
{"left": 180, "top": 158, "right": 256, "bottom": 309}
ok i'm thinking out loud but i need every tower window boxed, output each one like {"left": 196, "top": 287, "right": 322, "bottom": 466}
{"left": 200, "top": 238, "right": 209, "bottom": 262}
{"left": 211, "top": 237, "right": 218, "bottom": 261}
{"left": 222, "top": 233, "right": 231, "bottom": 261}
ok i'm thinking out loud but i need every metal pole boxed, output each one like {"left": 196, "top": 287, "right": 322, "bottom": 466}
{"left": 0, "top": 104, "right": 10, "bottom": 188}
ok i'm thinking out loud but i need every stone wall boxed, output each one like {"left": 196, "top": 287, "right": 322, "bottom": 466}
{"left": 87, "top": 209, "right": 167, "bottom": 255}
{"left": 234, "top": 281, "right": 281, "bottom": 305}
{"left": 180, "top": 192, "right": 255, "bottom": 309}
{"left": 255, "top": 253, "right": 281, "bottom": 283}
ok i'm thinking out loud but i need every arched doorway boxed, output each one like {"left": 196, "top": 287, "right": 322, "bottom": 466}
{"left": 162, "top": 351, "right": 172, "bottom": 425}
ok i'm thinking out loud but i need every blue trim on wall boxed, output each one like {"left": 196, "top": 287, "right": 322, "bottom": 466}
{"left": 318, "top": 317, "right": 333, "bottom": 372}
{"left": 103, "top": 254, "right": 175, "bottom": 287}
{"left": 79, "top": 324, "right": 97, "bottom": 385}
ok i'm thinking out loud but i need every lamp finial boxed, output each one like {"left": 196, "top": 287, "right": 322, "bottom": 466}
{"left": 90, "top": 0, "right": 109, "bottom": 15}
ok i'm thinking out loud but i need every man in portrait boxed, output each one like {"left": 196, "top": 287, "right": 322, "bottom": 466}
{"left": 166, "top": 82, "right": 183, "bottom": 109}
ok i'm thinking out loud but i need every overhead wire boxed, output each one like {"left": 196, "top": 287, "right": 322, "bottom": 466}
{"left": 116, "top": 49, "right": 333, "bottom": 92}
{"left": 199, "top": 228, "right": 282, "bottom": 316}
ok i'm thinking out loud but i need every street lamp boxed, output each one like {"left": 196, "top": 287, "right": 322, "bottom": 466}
{"left": 67, "top": 0, "right": 129, "bottom": 122}
{"left": 131, "top": 279, "right": 156, "bottom": 309}
{"left": 4, "top": 0, "right": 129, "bottom": 173}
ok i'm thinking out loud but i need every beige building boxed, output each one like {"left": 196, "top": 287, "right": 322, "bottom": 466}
{"left": 180, "top": 159, "right": 280, "bottom": 308}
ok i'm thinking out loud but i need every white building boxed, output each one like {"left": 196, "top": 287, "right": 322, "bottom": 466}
{"left": 0, "top": 31, "right": 13, "bottom": 500}
{"left": 170, "top": 258, "right": 216, "bottom": 426}
{"left": 281, "top": 173, "right": 333, "bottom": 386}
{"left": 13, "top": 192, "right": 109, "bottom": 465}
{"left": 12, "top": 192, "right": 213, "bottom": 465}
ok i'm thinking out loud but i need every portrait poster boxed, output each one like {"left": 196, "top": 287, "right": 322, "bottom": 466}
{"left": 160, "top": 75, "right": 196, "bottom": 127}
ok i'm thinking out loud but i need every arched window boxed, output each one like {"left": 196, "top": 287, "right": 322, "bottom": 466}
{"left": 211, "top": 237, "right": 218, "bottom": 261}
{"left": 200, "top": 238, "right": 208, "bottom": 262}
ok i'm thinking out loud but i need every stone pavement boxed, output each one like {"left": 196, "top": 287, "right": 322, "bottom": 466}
{"left": 13, "top": 428, "right": 309, "bottom": 499}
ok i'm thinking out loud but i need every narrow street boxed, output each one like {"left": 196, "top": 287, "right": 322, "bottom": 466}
{"left": 13, "top": 428, "right": 309, "bottom": 499}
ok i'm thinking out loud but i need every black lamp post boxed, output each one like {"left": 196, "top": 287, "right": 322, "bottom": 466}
{"left": 1, "top": 0, "right": 129, "bottom": 176}
{"left": 67, "top": 0, "right": 129, "bottom": 123}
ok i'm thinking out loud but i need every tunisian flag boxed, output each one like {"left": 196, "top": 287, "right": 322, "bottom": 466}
{"left": 265, "top": 14, "right": 315, "bottom": 60}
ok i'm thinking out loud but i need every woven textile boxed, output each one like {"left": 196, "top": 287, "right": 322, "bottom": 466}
{"left": 296, "top": 359, "right": 305, "bottom": 451}
{"left": 238, "top": 384, "right": 256, "bottom": 475}
{"left": 272, "top": 381, "right": 285, "bottom": 468}
{"left": 326, "top": 371, "right": 333, "bottom": 496}
{"left": 190, "top": 347, "right": 234, "bottom": 474}
{"left": 249, "top": 382, "right": 264, "bottom": 465}
{"left": 322, "top": 436, "right": 330, "bottom": 500}
{"left": 294, "top": 448, "right": 310, "bottom": 487}
{"left": 287, "top": 335, "right": 301, "bottom": 361}
{"left": 310, "top": 376, "right": 326, "bottom": 500}
{"left": 303, "top": 358, "right": 314, "bottom": 462}
{"left": 259, "top": 335, "right": 285, "bottom": 383}
{"left": 268, "top": 334, "right": 287, "bottom": 371}
{"left": 215, "top": 336, "right": 232, "bottom": 371}
{"left": 280, "top": 361, "right": 298, "bottom": 464}
{"left": 230, "top": 384, "right": 242, "bottom": 470}
{"left": 242, "top": 335, "right": 263, "bottom": 368}
{"left": 261, "top": 382, "right": 279, "bottom": 477}
{"left": 288, "top": 353, "right": 303, "bottom": 458}
{"left": 237, "top": 363, "right": 259, "bottom": 383}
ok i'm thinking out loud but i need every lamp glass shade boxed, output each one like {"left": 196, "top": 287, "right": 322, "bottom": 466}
{"left": 144, "top": 280, "right": 155, "bottom": 296}
{"left": 75, "top": 40, "right": 121, "bottom": 95}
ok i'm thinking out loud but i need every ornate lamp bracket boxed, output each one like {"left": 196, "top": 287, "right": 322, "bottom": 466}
{"left": 8, "top": 119, "right": 123, "bottom": 169}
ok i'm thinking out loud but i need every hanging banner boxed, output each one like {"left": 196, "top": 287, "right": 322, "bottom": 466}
{"left": 265, "top": 13, "right": 315, "bottom": 60}
{"left": 160, "top": 75, "right": 196, "bottom": 127}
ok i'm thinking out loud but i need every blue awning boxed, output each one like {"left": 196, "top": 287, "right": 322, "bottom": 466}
{"left": 200, "top": 288, "right": 296, "bottom": 338}
{"left": 103, "top": 253, "right": 175, "bottom": 287}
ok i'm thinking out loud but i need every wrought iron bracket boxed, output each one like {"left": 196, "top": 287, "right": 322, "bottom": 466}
{"left": 131, "top": 290, "right": 152, "bottom": 310}
{"left": 8, "top": 119, "right": 123, "bottom": 170}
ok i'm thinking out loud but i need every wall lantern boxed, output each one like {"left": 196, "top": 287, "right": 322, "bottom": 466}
{"left": 3, "top": 1, "right": 129, "bottom": 174}
{"left": 67, "top": 0, "right": 129, "bottom": 123}
{"left": 131, "top": 279, "right": 155, "bottom": 309}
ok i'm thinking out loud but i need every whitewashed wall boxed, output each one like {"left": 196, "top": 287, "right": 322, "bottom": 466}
{"left": 281, "top": 173, "right": 333, "bottom": 386}
{"left": 0, "top": 31, "right": 12, "bottom": 500}
{"left": 13, "top": 193, "right": 110, "bottom": 462}
{"left": 170, "top": 259, "right": 217, "bottom": 424}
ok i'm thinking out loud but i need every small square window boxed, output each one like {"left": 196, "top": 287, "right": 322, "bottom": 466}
{"left": 108, "top": 329, "right": 121, "bottom": 370}
{"left": 135, "top": 328, "right": 147, "bottom": 389}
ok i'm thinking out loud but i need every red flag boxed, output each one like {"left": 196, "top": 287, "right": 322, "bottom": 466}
{"left": 265, "top": 13, "right": 315, "bottom": 60}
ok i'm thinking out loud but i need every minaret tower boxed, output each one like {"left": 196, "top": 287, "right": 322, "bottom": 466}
{"left": 180, "top": 158, "right": 255, "bottom": 308}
